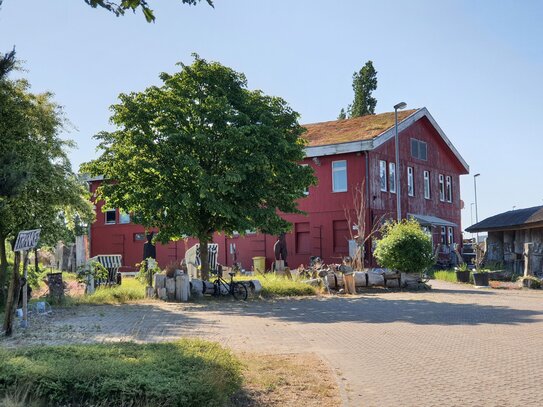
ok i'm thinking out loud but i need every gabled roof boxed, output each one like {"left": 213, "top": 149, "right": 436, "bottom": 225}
{"left": 303, "top": 107, "right": 470, "bottom": 174}
{"left": 466, "top": 206, "right": 543, "bottom": 233}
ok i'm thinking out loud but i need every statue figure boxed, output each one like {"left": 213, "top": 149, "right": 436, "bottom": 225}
{"left": 143, "top": 232, "right": 156, "bottom": 261}
{"left": 142, "top": 232, "right": 157, "bottom": 287}
{"left": 274, "top": 233, "right": 288, "bottom": 266}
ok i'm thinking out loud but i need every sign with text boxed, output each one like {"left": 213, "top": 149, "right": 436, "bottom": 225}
{"left": 14, "top": 229, "right": 41, "bottom": 252}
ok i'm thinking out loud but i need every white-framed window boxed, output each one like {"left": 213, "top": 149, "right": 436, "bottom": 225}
{"left": 439, "top": 174, "right": 445, "bottom": 202}
{"left": 411, "top": 138, "right": 428, "bottom": 161}
{"left": 379, "top": 160, "right": 387, "bottom": 192}
{"left": 447, "top": 226, "right": 454, "bottom": 245}
{"left": 445, "top": 176, "right": 452, "bottom": 203}
{"left": 105, "top": 209, "right": 116, "bottom": 224}
{"left": 440, "top": 226, "right": 447, "bottom": 245}
{"left": 423, "top": 171, "right": 430, "bottom": 200}
{"left": 389, "top": 162, "right": 396, "bottom": 193}
{"left": 407, "top": 167, "right": 414, "bottom": 197}
{"left": 119, "top": 211, "right": 130, "bottom": 224}
{"left": 332, "top": 160, "right": 348, "bottom": 192}
{"left": 301, "top": 164, "right": 309, "bottom": 196}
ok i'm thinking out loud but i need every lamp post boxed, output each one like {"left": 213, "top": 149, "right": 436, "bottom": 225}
{"left": 394, "top": 102, "right": 407, "bottom": 221}
{"left": 473, "top": 173, "right": 481, "bottom": 267}
{"left": 470, "top": 202, "right": 475, "bottom": 238}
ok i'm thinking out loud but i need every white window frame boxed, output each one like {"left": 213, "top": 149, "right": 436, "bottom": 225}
{"left": 301, "top": 164, "right": 309, "bottom": 196}
{"left": 446, "top": 176, "right": 452, "bottom": 203}
{"left": 447, "top": 226, "right": 454, "bottom": 245}
{"left": 105, "top": 209, "right": 116, "bottom": 224}
{"left": 423, "top": 171, "right": 430, "bottom": 200}
{"left": 440, "top": 226, "right": 447, "bottom": 245}
{"left": 439, "top": 174, "right": 445, "bottom": 202}
{"left": 119, "top": 211, "right": 130, "bottom": 224}
{"left": 379, "top": 160, "right": 387, "bottom": 192}
{"left": 332, "top": 160, "right": 348, "bottom": 193}
{"left": 389, "top": 162, "right": 396, "bottom": 194}
{"left": 407, "top": 167, "right": 414, "bottom": 197}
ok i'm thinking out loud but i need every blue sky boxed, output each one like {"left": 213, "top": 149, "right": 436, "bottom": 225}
{"left": 1, "top": 0, "right": 542, "bottom": 233}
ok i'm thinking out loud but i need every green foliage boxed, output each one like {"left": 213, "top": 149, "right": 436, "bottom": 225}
{"left": 84, "top": 0, "right": 213, "bottom": 22}
{"left": 348, "top": 60, "right": 378, "bottom": 117}
{"left": 0, "top": 339, "right": 242, "bottom": 407}
{"left": 82, "top": 54, "right": 316, "bottom": 279}
{"left": 136, "top": 258, "right": 161, "bottom": 285}
{"left": 374, "top": 219, "right": 435, "bottom": 274}
{"left": 337, "top": 108, "right": 346, "bottom": 120}
{"left": 76, "top": 260, "right": 109, "bottom": 283}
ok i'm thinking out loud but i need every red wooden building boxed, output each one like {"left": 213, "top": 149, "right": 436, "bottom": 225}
{"left": 87, "top": 107, "right": 469, "bottom": 272}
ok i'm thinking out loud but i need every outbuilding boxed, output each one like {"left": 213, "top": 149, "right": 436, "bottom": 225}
{"left": 466, "top": 205, "right": 543, "bottom": 277}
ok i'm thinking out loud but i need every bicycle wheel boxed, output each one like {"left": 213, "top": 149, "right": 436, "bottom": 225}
{"left": 232, "top": 282, "right": 248, "bottom": 301}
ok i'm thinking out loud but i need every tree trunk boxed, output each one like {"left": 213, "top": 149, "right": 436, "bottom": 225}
{"left": 199, "top": 234, "right": 212, "bottom": 281}
{"left": 3, "top": 251, "right": 21, "bottom": 336}
{"left": 0, "top": 234, "right": 8, "bottom": 305}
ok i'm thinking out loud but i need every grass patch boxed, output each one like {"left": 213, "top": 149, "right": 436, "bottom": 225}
{"left": 0, "top": 339, "right": 242, "bottom": 407}
{"left": 240, "top": 274, "right": 319, "bottom": 298}
{"left": 229, "top": 352, "right": 340, "bottom": 407}
{"left": 72, "top": 277, "right": 146, "bottom": 305}
{"left": 430, "top": 270, "right": 458, "bottom": 283}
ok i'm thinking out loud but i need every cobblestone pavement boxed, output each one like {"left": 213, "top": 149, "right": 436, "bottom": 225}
{"left": 3, "top": 281, "right": 543, "bottom": 407}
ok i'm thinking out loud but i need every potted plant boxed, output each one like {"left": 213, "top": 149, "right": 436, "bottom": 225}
{"left": 472, "top": 268, "right": 489, "bottom": 287}
{"left": 455, "top": 263, "right": 470, "bottom": 283}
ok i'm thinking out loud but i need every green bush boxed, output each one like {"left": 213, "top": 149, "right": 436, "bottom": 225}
{"left": 374, "top": 219, "right": 435, "bottom": 274}
{"left": 0, "top": 339, "right": 242, "bottom": 407}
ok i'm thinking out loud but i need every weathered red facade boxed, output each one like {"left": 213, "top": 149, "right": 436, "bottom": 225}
{"left": 88, "top": 108, "right": 469, "bottom": 272}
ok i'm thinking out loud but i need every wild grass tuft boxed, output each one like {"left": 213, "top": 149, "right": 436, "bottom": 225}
{"left": 74, "top": 277, "right": 146, "bottom": 305}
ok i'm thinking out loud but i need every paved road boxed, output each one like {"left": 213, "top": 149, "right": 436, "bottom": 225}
{"left": 5, "top": 281, "right": 543, "bottom": 406}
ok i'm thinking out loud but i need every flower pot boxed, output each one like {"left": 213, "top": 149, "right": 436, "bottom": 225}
{"left": 472, "top": 272, "right": 489, "bottom": 287}
{"left": 455, "top": 270, "right": 470, "bottom": 283}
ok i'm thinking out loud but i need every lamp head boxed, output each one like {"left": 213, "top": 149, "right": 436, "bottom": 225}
{"left": 474, "top": 173, "right": 481, "bottom": 178}
{"left": 394, "top": 102, "right": 407, "bottom": 110}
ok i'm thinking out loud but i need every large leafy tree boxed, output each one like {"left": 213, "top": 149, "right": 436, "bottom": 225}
{"left": 346, "top": 60, "right": 378, "bottom": 118}
{"left": 0, "top": 52, "right": 94, "bottom": 308}
{"left": 82, "top": 55, "right": 315, "bottom": 280}
{"left": 83, "top": 0, "right": 213, "bottom": 22}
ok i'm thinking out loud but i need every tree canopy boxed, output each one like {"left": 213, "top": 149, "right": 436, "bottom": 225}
{"left": 83, "top": 0, "right": 213, "bottom": 22}
{"left": 373, "top": 219, "right": 434, "bottom": 274}
{"left": 0, "top": 51, "right": 94, "bottom": 305}
{"left": 82, "top": 55, "right": 316, "bottom": 279}
{"left": 348, "top": 60, "right": 378, "bottom": 117}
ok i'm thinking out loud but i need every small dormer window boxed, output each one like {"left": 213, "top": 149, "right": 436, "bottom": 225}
{"left": 411, "top": 138, "right": 427, "bottom": 161}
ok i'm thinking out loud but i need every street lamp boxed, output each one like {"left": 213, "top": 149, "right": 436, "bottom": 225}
{"left": 470, "top": 202, "right": 475, "bottom": 237}
{"left": 473, "top": 173, "right": 481, "bottom": 267}
{"left": 394, "top": 102, "right": 407, "bottom": 221}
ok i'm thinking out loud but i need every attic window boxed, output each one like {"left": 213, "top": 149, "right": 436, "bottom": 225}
{"left": 411, "top": 139, "right": 427, "bottom": 161}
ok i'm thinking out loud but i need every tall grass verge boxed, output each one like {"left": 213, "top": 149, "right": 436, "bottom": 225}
{"left": 240, "top": 273, "right": 318, "bottom": 297}
{"left": 0, "top": 339, "right": 242, "bottom": 407}
{"left": 73, "top": 277, "right": 146, "bottom": 305}
{"left": 430, "top": 270, "right": 458, "bottom": 283}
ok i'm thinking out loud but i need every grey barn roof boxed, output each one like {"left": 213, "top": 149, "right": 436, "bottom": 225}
{"left": 466, "top": 205, "right": 543, "bottom": 233}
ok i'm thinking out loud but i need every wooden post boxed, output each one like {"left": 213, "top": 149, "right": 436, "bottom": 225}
{"left": 2, "top": 251, "right": 21, "bottom": 336}
{"left": 524, "top": 242, "right": 533, "bottom": 277}
{"left": 21, "top": 251, "right": 30, "bottom": 329}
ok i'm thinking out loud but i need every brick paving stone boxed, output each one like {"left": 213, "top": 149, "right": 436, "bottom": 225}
{"left": 2, "top": 280, "right": 543, "bottom": 406}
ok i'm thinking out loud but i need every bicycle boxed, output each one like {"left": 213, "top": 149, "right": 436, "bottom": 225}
{"left": 211, "top": 268, "right": 248, "bottom": 301}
